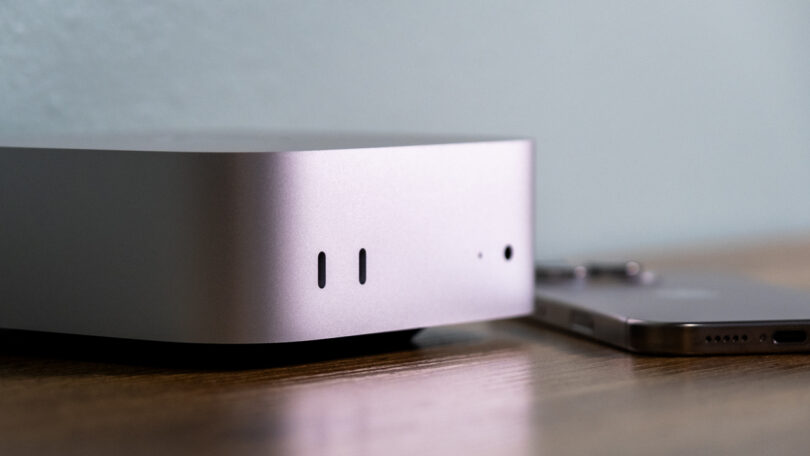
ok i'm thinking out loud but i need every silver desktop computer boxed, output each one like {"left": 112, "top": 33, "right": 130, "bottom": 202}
{"left": 0, "top": 133, "right": 534, "bottom": 343}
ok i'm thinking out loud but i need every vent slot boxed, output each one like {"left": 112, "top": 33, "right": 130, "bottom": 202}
{"left": 318, "top": 252, "right": 326, "bottom": 289}
{"left": 359, "top": 248, "right": 367, "bottom": 285}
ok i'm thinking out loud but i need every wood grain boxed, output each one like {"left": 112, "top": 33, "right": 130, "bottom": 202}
{"left": 3, "top": 235, "right": 810, "bottom": 455}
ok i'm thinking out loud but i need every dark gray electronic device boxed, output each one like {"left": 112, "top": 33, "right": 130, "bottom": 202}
{"left": 534, "top": 268, "right": 810, "bottom": 354}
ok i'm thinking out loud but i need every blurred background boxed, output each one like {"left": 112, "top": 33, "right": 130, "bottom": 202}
{"left": 2, "top": 0, "right": 808, "bottom": 259}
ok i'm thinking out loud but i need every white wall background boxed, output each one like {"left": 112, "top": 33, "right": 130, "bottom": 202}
{"left": 2, "top": 1, "right": 809, "bottom": 259}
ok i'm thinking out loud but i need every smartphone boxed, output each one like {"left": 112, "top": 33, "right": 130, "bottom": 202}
{"left": 534, "top": 270, "right": 810, "bottom": 355}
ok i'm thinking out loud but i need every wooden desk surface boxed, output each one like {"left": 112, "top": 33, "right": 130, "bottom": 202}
{"left": 3, "top": 236, "right": 810, "bottom": 455}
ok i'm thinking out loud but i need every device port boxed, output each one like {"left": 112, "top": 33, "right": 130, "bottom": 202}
{"left": 318, "top": 252, "right": 326, "bottom": 289}
{"left": 359, "top": 248, "right": 367, "bottom": 284}
{"left": 772, "top": 330, "right": 807, "bottom": 344}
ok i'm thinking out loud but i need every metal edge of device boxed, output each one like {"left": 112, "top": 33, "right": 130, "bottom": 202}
{"left": 535, "top": 295, "right": 810, "bottom": 355}
{"left": 627, "top": 320, "right": 810, "bottom": 355}
{"left": 533, "top": 296, "right": 628, "bottom": 350}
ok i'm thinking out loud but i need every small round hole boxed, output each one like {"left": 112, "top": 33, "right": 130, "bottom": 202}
{"left": 714, "top": 336, "right": 721, "bottom": 343}
{"left": 723, "top": 335, "right": 730, "bottom": 343}
{"left": 760, "top": 334, "right": 767, "bottom": 342}
{"left": 732, "top": 335, "right": 739, "bottom": 342}
{"left": 504, "top": 245, "right": 513, "bottom": 260}
{"left": 705, "top": 336, "right": 712, "bottom": 343}
{"left": 742, "top": 334, "right": 748, "bottom": 342}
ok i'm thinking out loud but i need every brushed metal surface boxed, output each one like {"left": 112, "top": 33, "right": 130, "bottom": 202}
{"left": 0, "top": 134, "right": 534, "bottom": 343}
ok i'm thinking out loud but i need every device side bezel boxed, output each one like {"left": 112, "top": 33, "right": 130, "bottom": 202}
{"left": 534, "top": 297, "right": 628, "bottom": 350}
{"left": 627, "top": 320, "right": 810, "bottom": 355}
{"left": 535, "top": 296, "right": 810, "bottom": 355}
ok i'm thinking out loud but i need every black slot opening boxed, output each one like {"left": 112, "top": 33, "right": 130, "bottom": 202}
{"left": 359, "top": 248, "right": 367, "bottom": 285}
{"left": 772, "top": 330, "right": 807, "bottom": 344}
{"left": 318, "top": 252, "right": 326, "bottom": 289}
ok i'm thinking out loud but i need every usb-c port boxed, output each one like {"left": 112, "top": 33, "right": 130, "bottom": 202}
{"left": 772, "top": 330, "right": 807, "bottom": 344}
